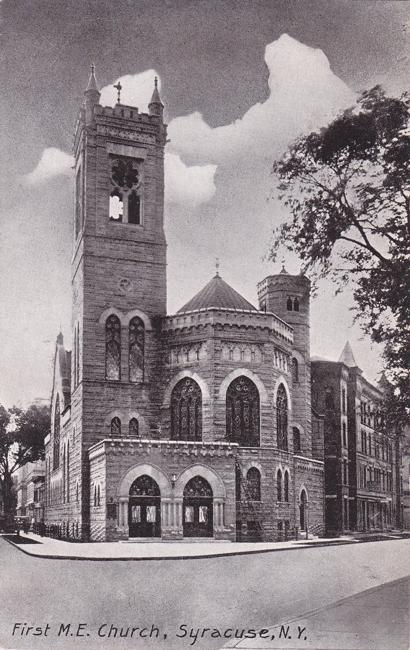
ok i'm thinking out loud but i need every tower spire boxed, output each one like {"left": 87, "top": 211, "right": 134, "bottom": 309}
{"left": 85, "top": 63, "right": 99, "bottom": 93}
{"left": 84, "top": 63, "right": 100, "bottom": 125}
{"left": 149, "top": 75, "right": 164, "bottom": 118}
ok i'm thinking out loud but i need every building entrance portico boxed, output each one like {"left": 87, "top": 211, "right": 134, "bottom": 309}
{"left": 113, "top": 459, "right": 232, "bottom": 541}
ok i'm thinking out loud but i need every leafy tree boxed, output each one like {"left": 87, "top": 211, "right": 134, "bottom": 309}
{"left": 0, "top": 403, "right": 49, "bottom": 515}
{"left": 271, "top": 86, "right": 410, "bottom": 422}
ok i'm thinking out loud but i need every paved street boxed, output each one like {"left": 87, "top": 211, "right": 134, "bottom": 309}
{"left": 0, "top": 537, "right": 409, "bottom": 650}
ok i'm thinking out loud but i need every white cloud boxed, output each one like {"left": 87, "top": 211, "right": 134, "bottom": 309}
{"left": 24, "top": 147, "right": 74, "bottom": 185}
{"left": 167, "top": 34, "right": 355, "bottom": 165}
{"left": 100, "top": 69, "right": 160, "bottom": 113}
{"left": 164, "top": 153, "right": 217, "bottom": 207}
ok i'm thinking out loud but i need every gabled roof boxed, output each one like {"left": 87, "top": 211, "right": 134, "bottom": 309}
{"left": 177, "top": 274, "right": 256, "bottom": 313}
{"left": 338, "top": 341, "right": 359, "bottom": 368}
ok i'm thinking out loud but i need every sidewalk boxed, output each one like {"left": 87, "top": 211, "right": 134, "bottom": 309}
{"left": 3, "top": 530, "right": 407, "bottom": 561}
{"left": 223, "top": 575, "right": 410, "bottom": 649}
{"left": 1, "top": 531, "right": 362, "bottom": 560}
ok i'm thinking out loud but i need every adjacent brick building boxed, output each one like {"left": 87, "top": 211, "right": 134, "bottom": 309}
{"left": 312, "top": 342, "right": 401, "bottom": 535}
{"left": 44, "top": 67, "right": 326, "bottom": 542}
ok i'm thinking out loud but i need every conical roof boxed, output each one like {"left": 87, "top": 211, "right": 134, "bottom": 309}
{"left": 338, "top": 341, "right": 358, "bottom": 367}
{"left": 177, "top": 274, "right": 256, "bottom": 313}
{"left": 149, "top": 76, "right": 163, "bottom": 106}
{"left": 85, "top": 64, "right": 99, "bottom": 93}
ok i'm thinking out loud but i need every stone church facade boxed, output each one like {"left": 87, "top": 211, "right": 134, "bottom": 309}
{"left": 44, "top": 68, "right": 325, "bottom": 542}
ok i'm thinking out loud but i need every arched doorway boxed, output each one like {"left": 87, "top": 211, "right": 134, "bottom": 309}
{"left": 128, "top": 475, "right": 161, "bottom": 538}
{"left": 183, "top": 476, "right": 213, "bottom": 538}
{"left": 300, "top": 489, "right": 307, "bottom": 531}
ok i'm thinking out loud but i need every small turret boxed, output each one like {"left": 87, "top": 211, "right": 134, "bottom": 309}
{"left": 84, "top": 64, "right": 100, "bottom": 125}
{"left": 148, "top": 76, "right": 164, "bottom": 119}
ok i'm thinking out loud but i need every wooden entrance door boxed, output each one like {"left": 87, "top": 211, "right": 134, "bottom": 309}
{"left": 183, "top": 476, "right": 213, "bottom": 538}
{"left": 128, "top": 475, "right": 161, "bottom": 538}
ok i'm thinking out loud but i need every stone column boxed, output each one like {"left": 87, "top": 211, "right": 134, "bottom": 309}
{"left": 119, "top": 497, "right": 128, "bottom": 534}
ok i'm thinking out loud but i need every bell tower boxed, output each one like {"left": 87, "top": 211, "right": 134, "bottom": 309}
{"left": 71, "top": 67, "right": 167, "bottom": 535}
{"left": 258, "top": 269, "right": 312, "bottom": 455}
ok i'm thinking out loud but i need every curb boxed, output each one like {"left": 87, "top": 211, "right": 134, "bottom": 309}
{"left": 1, "top": 535, "right": 379, "bottom": 562}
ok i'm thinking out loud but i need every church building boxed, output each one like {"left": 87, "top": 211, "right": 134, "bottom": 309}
{"left": 44, "top": 67, "right": 325, "bottom": 542}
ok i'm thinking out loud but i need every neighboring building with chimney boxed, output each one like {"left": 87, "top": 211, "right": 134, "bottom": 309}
{"left": 43, "top": 66, "right": 326, "bottom": 542}
{"left": 312, "top": 342, "right": 401, "bottom": 535}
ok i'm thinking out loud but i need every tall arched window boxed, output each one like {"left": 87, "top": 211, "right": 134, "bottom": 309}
{"left": 226, "top": 376, "right": 260, "bottom": 447}
{"left": 293, "top": 297, "right": 300, "bottom": 312}
{"left": 171, "top": 378, "right": 202, "bottom": 441}
{"left": 67, "top": 441, "right": 70, "bottom": 503}
{"left": 246, "top": 467, "right": 261, "bottom": 501}
{"left": 106, "top": 315, "right": 121, "bottom": 380}
{"left": 277, "top": 469, "right": 282, "bottom": 502}
{"left": 129, "top": 317, "right": 144, "bottom": 382}
{"left": 129, "top": 418, "right": 139, "bottom": 437}
{"left": 287, "top": 297, "right": 293, "bottom": 311}
{"left": 284, "top": 471, "right": 289, "bottom": 502}
{"left": 105, "top": 315, "right": 121, "bottom": 381}
{"left": 53, "top": 396, "right": 60, "bottom": 470}
{"left": 325, "top": 387, "right": 335, "bottom": 410}
{"left": 293, "top": 427, "right": 301, "bottom": 454}
{"left": 276, "top": 384, "right": 288, "bottom": 450}
{"left": 111, "top": 417, "right": 121, "bottom": 437}
{"left": 291, "top": 358, "right": 299, "bottom": 383}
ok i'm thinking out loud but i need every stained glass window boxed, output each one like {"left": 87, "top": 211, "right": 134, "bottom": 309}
{"left": 246, "top": 467, "right": 261, "bottom": 501}
{"left": 185, "top": 506, "right": 194, "bottom": 522}
{"left": 291, "top": 358, "right": 299, "bottom": 383}
{"left": 277, "top": 469, "right": 282, "bottom": 501}
{"left": 171, "top": 378, "right": 202, "bottom": 441}
{"left": 293, "top": 427, "right": 301, "bottom": 453}
{"left": 131, "top": 505, "right": 141, "bottom": 522}
{"left": 284, "top": 471, "right": 289, "bottom": 502}
{"left": 129, "top": 475, "right": 160, "bottom": 497}
{"left": 129, "top": 317, "right": 144, "bottom": 382}
{"left": 53, "top": 396, "right": 60, "bottom": 470}
{"left": 129, "top": 418, "right": 139, "bottom": 437}
{"left": 226, "top": 376, "right": 260, "bottom": 447}
{"left": 111, "top": 417, "right": 121, "bottom": 437}
{"left": 276, "top": 384, "right": 288, "bottom": 450}
{"left": 146, "top": 505, "right": 156, "bottom": 522}
{"left": 199, "top": 506, "right": 208, "bottom": 523}
{"left": 183, "top": 476, "right": 213, "bottom": 498}
{"left": 106, "top": 315, "right": 121, "bottom": 380}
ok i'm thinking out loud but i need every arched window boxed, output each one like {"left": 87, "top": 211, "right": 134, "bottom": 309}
{"left": 277, "top": 469, "right": 282, "bottom": 502}
{"left": 246, "top": 467, "right": 261, "bottom": 501}
{"left": 129, "top": 317, "right": 144, "bottom": 382}
{"left": 276, "top": 384, "right": 288, "bottom": 450}
{"left": 62, "top": 444, "right": 66, "bottom": 503}
{"left": 129, "top": 418, "right": 139, "bottom": 437}
{"left": 293, "top": 427, "right": 301, "bottom": 454}
{"left": 325, "top": 387, "right": 334, "bottom": 410}
{"left": 291, "top": 358, "right": 299, "bottom": 383}
{"left": 226, "top": 376, "right": 260, "bottom": 447}
{"left": 53, "top": 396, "right": 60, "bottom": 470}
{"left": 129, "top": 475, "right": 160, "bottom": 496}
{"left": 287, "top": 297, "right": 293, "bottom": 311}
{"left": 128, "top": 190, "right": 141, "bottom": 225}
{"left": 111, "top": 417, "right": 121, "bottom": 437}
{"left": 94, "top": 485, "right": 97, "bottom": 507}
{"left": 67, "top": 442, "right": 70, "bottom": 503}
{"left": 284, "top": 471, "right": 289, "bottom": 502}
{"left": 97, "top": 485, "right": 101, "bottom": 506}
{"left": 171, "top": 378, "right": 202, "bottom": 441}
{"left": 105, "top": 315, "right": 121, "bottom": 380}
{"left": 293, "top": 297, "right": 300, "bottom": 312}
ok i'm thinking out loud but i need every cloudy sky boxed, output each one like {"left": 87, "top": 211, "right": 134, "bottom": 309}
{"left": 0, "top": 0, "right": 409, "bottom": 407}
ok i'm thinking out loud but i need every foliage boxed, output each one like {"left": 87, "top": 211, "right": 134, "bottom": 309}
{"left": 0, "top": 403, "right": 49, "bottom": 514}
{"left": 271, "top": 86, "right": 410, "bottom": 423}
